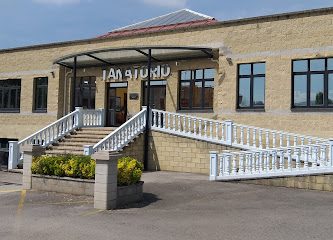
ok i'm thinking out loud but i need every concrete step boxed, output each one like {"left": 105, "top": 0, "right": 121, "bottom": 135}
{"left": 45, "top": 149, "right": 84, "bottom": 155}
{"left": 66, "top": 134, "right": 107, "bottom": 139}
{"left": 75, "top": 129, "right": 115, "bottom": 135}
{"left": 60, "top": 138, "right": 102, "bottom": 144}
{"left": 44, "top": 127, "right": 119, "bottom": 156}
{"left": 80, "top": 127, "right": 117, "bottom": 131}
{"left": 50, "top": 145, "right": 83, "bottom": 151}
{"left": 56, "top": 142, "right": 91, "bottom": 147}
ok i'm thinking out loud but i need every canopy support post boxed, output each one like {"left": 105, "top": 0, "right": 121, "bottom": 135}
{"left": 144, "top": 49, "right": 152, "bottom": 170}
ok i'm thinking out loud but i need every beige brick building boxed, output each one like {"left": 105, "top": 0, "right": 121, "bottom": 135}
{"left": 1, "top": 7, "right": 333, "bottom": 166}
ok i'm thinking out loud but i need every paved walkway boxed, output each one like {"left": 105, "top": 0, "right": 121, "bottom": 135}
{"left": 1, "top": 170, "right": 333, "bottom": 240}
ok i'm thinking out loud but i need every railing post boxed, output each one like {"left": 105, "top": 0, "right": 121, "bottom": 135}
{"left": 99, "top": 108, "right": 106, "bottom": 127}
{"left": 8, "top": 141, "right": 19, "bottom": 170}
{"left": 142, "top": 106, "right": 151, "bottom": 129}
{"left": 75, "top": 107, "right": 84, "bottom": 128}
{"left": 329, "top": 139, "right": 333, "bottom": 167}
{"left": 209, "top": 151, "right": 218, "bottom": 181}
{"left": 84, "top": 145, "right": 94, "bottom": 156}
{"left": 225, "top": 120, "right": 233, "bottom": 146}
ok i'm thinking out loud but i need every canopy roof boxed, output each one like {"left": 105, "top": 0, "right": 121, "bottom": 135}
{"left": 54, "top": 46, "right": 215, "bottom": 68}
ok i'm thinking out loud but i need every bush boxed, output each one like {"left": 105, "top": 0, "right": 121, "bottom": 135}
{"left": 31, "top": 155, "right": 143, "bottom": 185}
{"left": 117, "top": 157, "right": 143, "bottom": 186}
{"left": 31, "top": 155, "right": 95, "bottom": 179}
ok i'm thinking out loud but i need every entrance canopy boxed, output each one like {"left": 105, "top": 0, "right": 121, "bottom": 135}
{"left": 53, "top": 46, "right": 215, "bottom": 68}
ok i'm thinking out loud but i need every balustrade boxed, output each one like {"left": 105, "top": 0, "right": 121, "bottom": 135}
{"left": 210, "top": 141, "right": 333, "bottom": 181}
{"left": 8, "top": 107, "right": 106, "bottom": 169}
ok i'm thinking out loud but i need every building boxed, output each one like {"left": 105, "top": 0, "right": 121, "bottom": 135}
{"left": 1, "top": 7, "right": 333, "bottom": 167}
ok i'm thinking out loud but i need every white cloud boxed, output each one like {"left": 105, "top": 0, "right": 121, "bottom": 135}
{"left": 32, "top": 0, "right": 81, "bottom": 5}
{"left": 142, "top": 0, "right": 187, "bottom": 8}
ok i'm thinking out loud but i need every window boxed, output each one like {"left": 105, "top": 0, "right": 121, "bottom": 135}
{"left": 74, "top": 77, "right": 96, "bottom": 109}
{"left": 0, "top": 79, "right": 21, "bottom": 112}
{"left": 179, "top": 68, "right": 215, "bottom": 110}
{"left": 237, "top": 63, "right": 265, "bottom": 109}
{"left": 292, "top": 58, "right": 333, "bottom": 108}
{"left": 142, "top": 80, "right": 166, "bottom": 110}
{"left": 34, "top": 77, "right": 48, "bottom": 112}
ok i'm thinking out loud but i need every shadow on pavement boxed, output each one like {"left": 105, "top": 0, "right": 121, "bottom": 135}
{"left": 117, "top": 192, "right": 161, "bottom": 209}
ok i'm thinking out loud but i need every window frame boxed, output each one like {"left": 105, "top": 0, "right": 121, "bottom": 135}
{"left": 291, "top": 57, "right": 333, "bottom": 109}
{"left": 178, "top": 68, "right": 215, "bottom": 111}
{"left": 0, "top": 79, "right": 21, "bottom": 113}
{"left": 236, "top": 62, "right": 266, "bottom": 110}
{"left": 33, "top": 77, "right": 48, "bottom": 113}
{"left": 74, "top": 76, "right": 96, "bottom": 109}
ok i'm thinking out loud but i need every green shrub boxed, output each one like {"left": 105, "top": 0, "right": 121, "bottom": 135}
{"left": 117, "top": 156, "right": 143, "bottom": 186}
{"left": 31, "top": 155, "right": 143, "bottom": 184}
{"left": 31, "top": 155, "right": 95, "bottom": 179}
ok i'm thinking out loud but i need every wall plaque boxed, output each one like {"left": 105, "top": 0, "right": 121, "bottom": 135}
{"left": 129, "top": 93, "right": 139, "bottom": 100}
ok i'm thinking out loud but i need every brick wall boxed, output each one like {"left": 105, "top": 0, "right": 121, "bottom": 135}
{"left": 1, "top": 9, "right": 333, "bottom": 140}
{"left": 120, "top": 131, "right": 240, "bottom": 174}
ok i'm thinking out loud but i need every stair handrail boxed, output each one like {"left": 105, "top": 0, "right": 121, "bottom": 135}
{"left": 18, "top": 109, "right": 80, "bottom": 147}
{"left": 8, "top": 107, "right": 105, "bottom": 169}
{"left": 87, "top": 108, "right": 147, "bottom": 154}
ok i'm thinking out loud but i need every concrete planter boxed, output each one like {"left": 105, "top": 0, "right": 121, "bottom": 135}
{"left": 32, "top": 174, "right": 95, "bottom": 196}
{"left": 32, "top": 175, "right": 144, "bottom": 207}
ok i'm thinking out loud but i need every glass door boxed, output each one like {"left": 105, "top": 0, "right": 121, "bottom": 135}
{"left": 107, "top": 82, "right": 128, "bottom": 127}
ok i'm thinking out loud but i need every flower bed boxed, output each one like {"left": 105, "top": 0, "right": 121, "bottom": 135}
{"left": 30, "top": 155, "right": 144, "bottom": 203}
{"left": 32, "top": 155, "right": 143, "bottom": 185}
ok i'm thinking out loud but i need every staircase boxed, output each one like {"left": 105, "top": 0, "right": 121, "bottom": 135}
{"left": 45, "top": 127, "right": 116, "bottom": 155}
{"left": 8, "top": 106, "right": 333, "bottom": 185}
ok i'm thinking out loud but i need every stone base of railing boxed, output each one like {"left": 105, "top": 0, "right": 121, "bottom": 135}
{"left": 239, "top": 174, "right": 333, "bottom": 192}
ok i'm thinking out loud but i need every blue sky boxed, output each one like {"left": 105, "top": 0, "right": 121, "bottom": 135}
{"left": 0, "top": 0, "right": 332, "bottom": 49}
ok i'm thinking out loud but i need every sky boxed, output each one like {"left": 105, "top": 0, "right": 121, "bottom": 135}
{"left": 0, "top": 0, "right": 332, "bottom": 49}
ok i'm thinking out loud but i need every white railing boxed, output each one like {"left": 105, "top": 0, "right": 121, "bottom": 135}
{"left": 8, "top": 107, "right": 105, "bottom": 169}
{"left": 84, "top": 108, "right": 147, "bottom": 155}
{"left": 151, "top": 109, "right": 231, "bottom": 145}
{"left": 82, "top": 108, "right": 105, "bottom": 127}
{"left": 232, "top": 123, "right": 327, "bottom": 150}
{"left": 151, "top": 109, "right": 328, "bottom": 150}
{"left": 209, "top": 142, "right": 333, "bottom": 181}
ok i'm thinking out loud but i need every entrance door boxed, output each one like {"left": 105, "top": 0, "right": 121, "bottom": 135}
{"left": 107, "top": 82, "right": 128, "bottom": 127}
{"left": 142, "top": 80, "right": 166, "bottom": 110}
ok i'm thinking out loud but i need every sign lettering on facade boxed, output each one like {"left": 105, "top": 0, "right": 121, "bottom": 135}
{"left": 103, "top": 65, "right": 171, "bottom": 81}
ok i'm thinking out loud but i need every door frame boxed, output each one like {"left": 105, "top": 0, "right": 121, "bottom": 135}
{"left": 106, "top": 82, "right": 128, "bottom": 127}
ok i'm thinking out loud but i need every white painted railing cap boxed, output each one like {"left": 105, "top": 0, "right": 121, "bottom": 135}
{"left": 209, "top": 151, "right": 218, "bottom": 154}
{"left": 92, "top": 151, "right": 122, "bottom": 161}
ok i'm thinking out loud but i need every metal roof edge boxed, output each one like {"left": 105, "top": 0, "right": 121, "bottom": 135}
{"left": 111, "top": 8, "right": 214, "bottom": 32}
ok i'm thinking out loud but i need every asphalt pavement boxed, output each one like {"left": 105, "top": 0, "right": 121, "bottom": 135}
{"left": 1, "top": 170, "right": 333, "bottom": 240}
